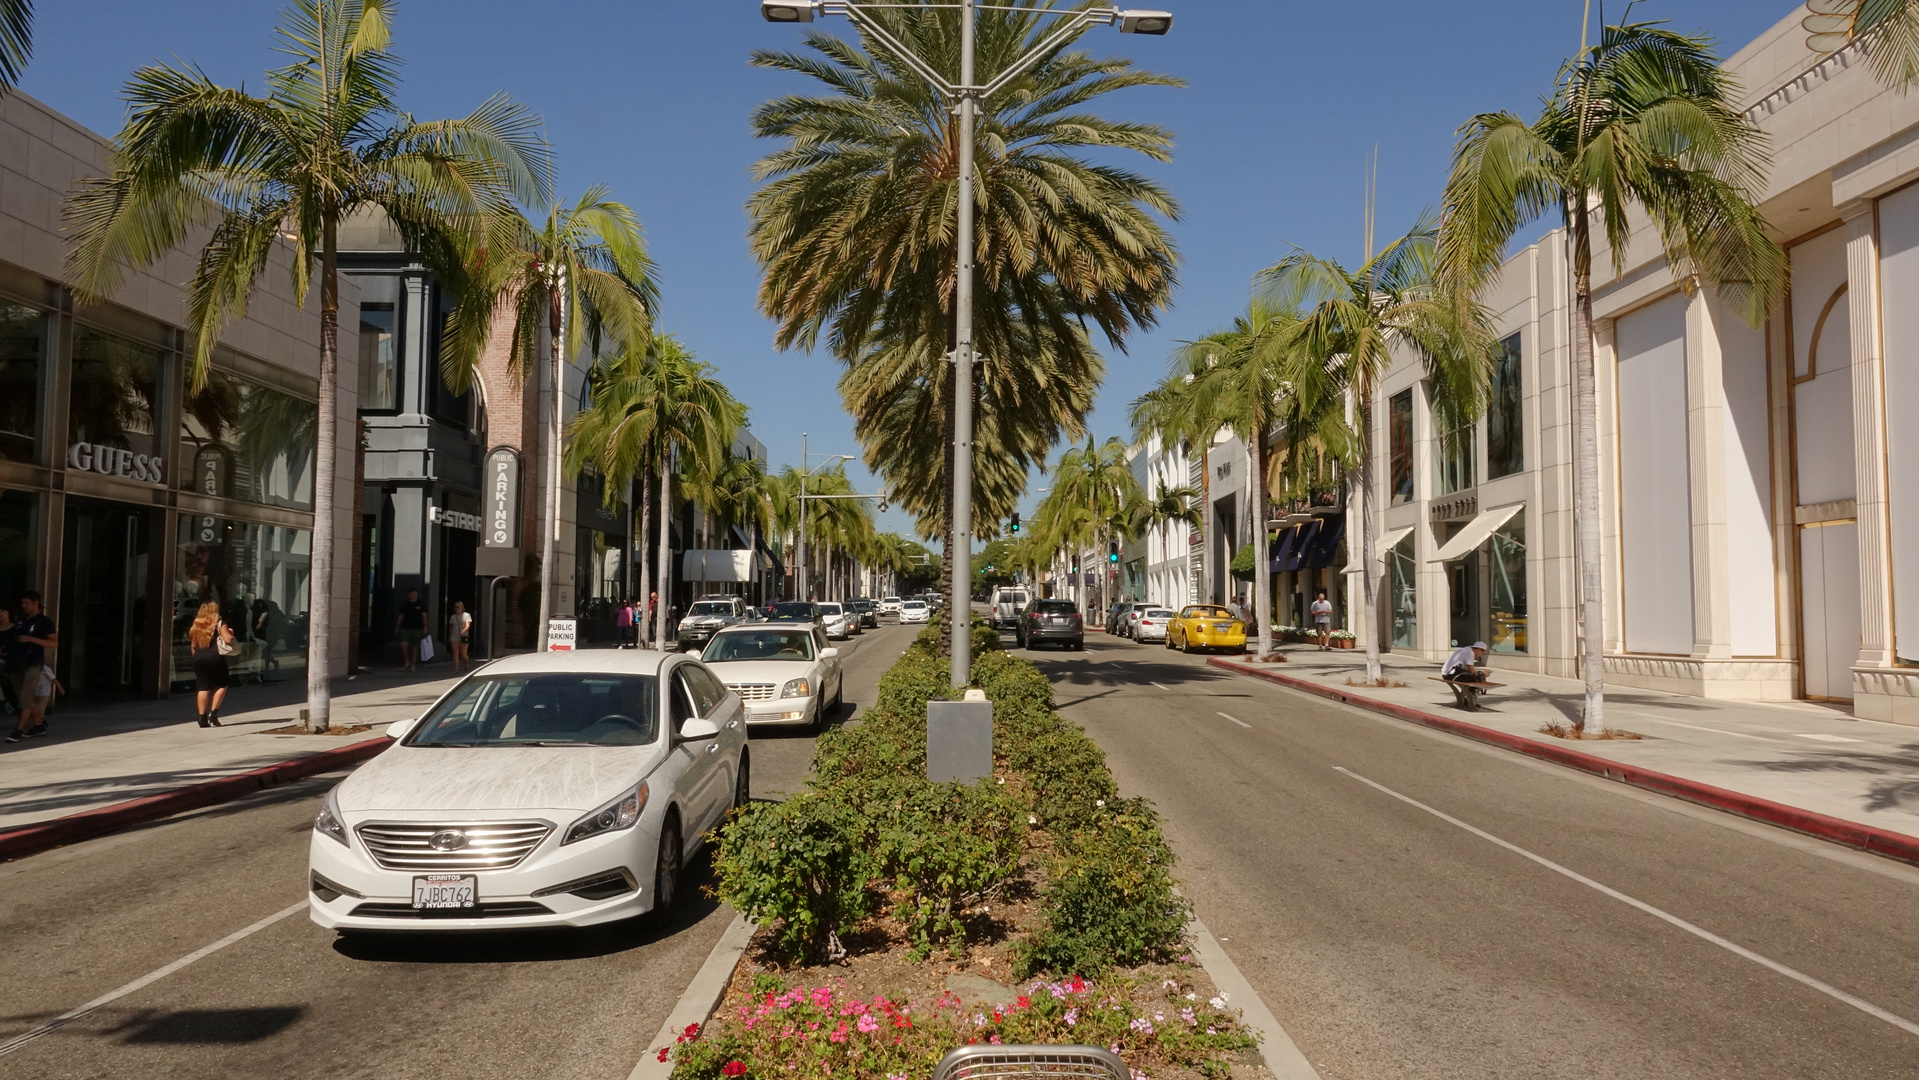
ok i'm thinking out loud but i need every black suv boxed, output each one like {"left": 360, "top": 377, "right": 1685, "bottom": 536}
{"left": 1017, "top": 598, "right": 1084, "bottom": 650}
{"left": 850, "top": 599, "right": 879, "bottom": 628}
{"left": 767, "top": 601, "right": 822, "bottom": 624}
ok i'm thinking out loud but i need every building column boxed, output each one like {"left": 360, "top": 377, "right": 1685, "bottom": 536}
{"left": 1688, "top": 291, "right": 1734, "bottom": 659}
{"left": 1843, "top": 201, "right": 1896, "bottom": 671}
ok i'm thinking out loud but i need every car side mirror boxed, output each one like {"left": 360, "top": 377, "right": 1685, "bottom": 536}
{"left": 386, "top": 717, "right": 417, "bottom": 741}
{"left": 680, "top": 716, "right": 721, "bottom": 741}
{"left": 820, "top": 647, "right": 840, "bottom": 659}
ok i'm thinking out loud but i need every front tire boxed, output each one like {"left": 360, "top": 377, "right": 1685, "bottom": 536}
{"left": 651, "top": 816, "right": 683, "bottom": 921}
{"left": 733, "top": 751, "right": 752, "bottom": 813}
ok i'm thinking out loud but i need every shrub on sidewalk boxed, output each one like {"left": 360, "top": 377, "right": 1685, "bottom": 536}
{"left": 876, "top": 779, "right": 1024, "bottom": 958}
{"left": 1016, "top": 799, "right": 1190, "bottom": 978}
{"left": 710, "top": 792, "right": 879, "bottom": 963}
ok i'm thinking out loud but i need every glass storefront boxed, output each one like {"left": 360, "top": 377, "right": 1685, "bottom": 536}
{"left": 58, "top": 497, "right": 154, "bottom": 699}
{"left": 1390, "top": 531, "right": 1417, "bottom": 648}
{"left": 172, "top": 517, "right": 311, "bottom": 688}
{"left": 70, "top": 327, "right": 163, "bottom": 464}
{"left": 1490, "top": 511, "right": 1528, "bottom": 653}
{"left": 0, "top": 488, "right": 35, "bottom": 607}
{"left": 180, "top": 369, "right": 317, "bottom": 510}
{"left": 0, "top": 304, "right": 45, "bottom": 462}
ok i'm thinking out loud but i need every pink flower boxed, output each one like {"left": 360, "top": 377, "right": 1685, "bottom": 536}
{"left": 828, "top": 1021, "right": 850, "bottom": 1044}
{"left": 857, "top": 1014, "right": 879, "bottom": 1034}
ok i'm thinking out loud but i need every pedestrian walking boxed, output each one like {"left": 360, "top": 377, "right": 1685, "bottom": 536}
{"left": 5, "top": 591, "right": 56, "bottom": 743}
{"left": 646, "top": 590, "right": 660, "bottom": 648}
{"left": 447, "top": 601, "right": 473, "bottom": 674}
{"left": 615, "top": 598, "right": 635, "bottom": 648}
{"left": 395, "top": 587, "right": 427, "bottom": 671}
{"left": 1311, "top": 591, "right": 1334, "bottom": 650}
{"left": 187, "top": 602, "right": 236, "bottom": 727}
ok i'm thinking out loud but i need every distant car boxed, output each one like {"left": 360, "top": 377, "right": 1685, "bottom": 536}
{"left": 1122, "top": 605, "right": 1147, "bottom": 638}
{"left": 1133, "top": 607, "right": 1175, "bottom": 643}
{"left": 989, "top": 588, "right": 1031, "bottom": 630}
{"left": 677, "top": 596, "right": 751, "bottom": 651}
{"left": 307, "top": 649, "right": 747, "bottom": 934}
{"left": 767, "top": 601, "right": 821, "bottom": 625}
{"left": 699, "top": 624, "right": 844, "bottom": 731}
{"left": 817, "top": 602, "right": 856, "bottom": 640}
{"left": 1166, "top": 605, "right": 1247, "bottom": 654}
{"left": 1017, "top": 598, "right": 1083, "bottom": 650}
{"left": 879, "top": 596, "right": 902, "bottom": 617}
{"left": 850, "top": 599, "right": 880, "bottom": 628}
{"left": 899, "top": 599, "right": 931, "bottom": 624}
{"left": 1106, "top": 601, "right": 1139, "bottom": 637}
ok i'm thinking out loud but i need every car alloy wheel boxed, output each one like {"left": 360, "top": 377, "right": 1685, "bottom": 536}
{"left": 653, "top": 817, "right": 682, "bottom": 919}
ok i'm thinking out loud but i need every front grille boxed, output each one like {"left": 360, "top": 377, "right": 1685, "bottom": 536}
{"left": 355, "top": 821, "right": 552, "bottom": 872}
{"left": 349, "top": 901, "right": 553, "bottom": 919}
{"left": 728, "top": 682, "right": 777, "bottom": 702}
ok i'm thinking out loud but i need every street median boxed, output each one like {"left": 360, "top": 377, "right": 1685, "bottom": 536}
{"left": 1208, "top": 656, "right": 1919, "bottom": 868}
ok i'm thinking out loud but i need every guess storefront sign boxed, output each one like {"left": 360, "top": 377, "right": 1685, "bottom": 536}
{"left": 69, "top": 442, "right": 165, "bottom": 484}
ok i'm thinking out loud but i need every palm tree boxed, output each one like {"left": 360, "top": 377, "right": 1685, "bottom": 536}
{"left": 65, "top": 0, "right": 547, "bottom": 729}
{"left": 1437, "top": 20, "right": 1785, "bottom": 732}
{"left": 1805, "top": 1, "right": 1919, "bottom": 86}
{"left": 690, "top": 448, "right": 774, "bottom": 597}
{"left": 0, "top": 0, "right": 28, "bottom": 92}
{"left": 1260, "top": 221, "right": 1497, "bottom": 681}
{"left": 567, "top": 333, "right": 742, "bottom": 648}
{"left": 447, "top": 186, "right": 657, "bottom": 650}
{"left": 1034, "top": 437, "right": 1142, "bottom": 618}
{"left": 748, "top": 4, "right": 1181, "bottom": 647}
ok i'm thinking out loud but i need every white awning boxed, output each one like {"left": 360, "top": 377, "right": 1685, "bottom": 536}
{"left": 1429, "top": 504, "right": 1523, "bottom": 562}
{"left": 1342, "top": 525, "right": 1415, "bottom": 574}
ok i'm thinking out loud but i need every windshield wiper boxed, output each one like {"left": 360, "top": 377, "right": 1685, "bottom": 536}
{"left": 415, "top": 741, "right": 479, "bottom": 748}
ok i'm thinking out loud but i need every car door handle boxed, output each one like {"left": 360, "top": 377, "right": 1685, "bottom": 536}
{"left": 706, "top": 742, "right": 719, "bottom": 754}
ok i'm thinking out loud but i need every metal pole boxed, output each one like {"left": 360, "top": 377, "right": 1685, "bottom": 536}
{"left": 797, "top": 433, "right": 808, "bottom": 601}
{"left": 950, "top": 0, "right": 977, "bottom": 689}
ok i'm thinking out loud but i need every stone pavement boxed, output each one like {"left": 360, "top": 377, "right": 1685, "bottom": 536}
{"left": 1221, "top": 643, "right": 1919, "bottom": 839}
{"left": 0, "top": 665, "right": 463, "bottom": 832}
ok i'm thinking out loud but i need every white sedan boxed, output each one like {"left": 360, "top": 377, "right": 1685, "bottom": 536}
{"left": 899, "top": 599, "right": 930, "bottom": 624}
{"left": 1134, "top": 607, "right": 1176, "bottom": 643}
{"left": 308, "top": 650, "right": 747, "bottom": 933}
{"left": 697, "top": 623, "right": 844, "bottom": 731}
{"left": 817, "top": 602, "right": 856, "bottom": 640}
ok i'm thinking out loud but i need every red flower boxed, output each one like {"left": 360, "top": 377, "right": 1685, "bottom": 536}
{"left": 1015, "top": 996, "right": 1031, "bottom": 1010}
{"left": 655, "top": 1048, "right": 670, "bottom": 1063}
{"left": 721, "top": 1062, "right": 748, "bottom": 1078}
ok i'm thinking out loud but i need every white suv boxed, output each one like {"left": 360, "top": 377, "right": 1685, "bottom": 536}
{"left": 879, "top": 596, "right": 902, "bottom": 617}
{"left": 989, "top": 588, "right": 1030, "bottom": 630}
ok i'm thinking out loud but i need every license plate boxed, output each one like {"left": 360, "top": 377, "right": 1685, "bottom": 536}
{"left": 1214, "top": 623, "right": 1232, "bottom": 632}
{"left": 413, "top": 874, "right": 477, "bottom": 909}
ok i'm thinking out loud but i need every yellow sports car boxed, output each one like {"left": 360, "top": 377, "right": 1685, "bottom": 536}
{"left": 1165, "top": 605, "right": 1247, "bottom": 654}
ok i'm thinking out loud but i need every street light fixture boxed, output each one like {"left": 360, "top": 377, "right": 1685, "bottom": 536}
{"left": 764, "top": 1, "right": 1172, "bottom": 687}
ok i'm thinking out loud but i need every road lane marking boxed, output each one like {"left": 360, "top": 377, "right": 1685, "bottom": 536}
{"left": 1793, "top": 733, "right": 1862, "bottom": 743}
{"left": 1153, "top": 682, "right": 1173, "bottom": 691}
{"left": 0, "top": 900, "right": 306, "bottom": 1057}
{"left": 1217, "top": 712, "right": 1252, "bottom": 728}
{"left": 1333, "top": 767, "right": 1919, "bottom": 1039}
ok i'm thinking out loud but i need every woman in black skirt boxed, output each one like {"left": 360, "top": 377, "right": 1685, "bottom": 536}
{"left": 187, "top": 602, "right": 234, "bottom": 727}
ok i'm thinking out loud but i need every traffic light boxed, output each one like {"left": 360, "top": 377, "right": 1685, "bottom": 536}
{"left": 1070, "top": 561, "right": 1079, "bottom": 574}
{"left": 1108, "top": 541, "right": 1120, "bottom": 564}
{"left": 1009, "top": 513, "right": 1020, "bottom": 534}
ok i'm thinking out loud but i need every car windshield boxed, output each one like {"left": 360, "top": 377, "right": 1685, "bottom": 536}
{"left": 818, "top": 603, "right": 843, "bottom": 615}
{"left": 1035, "top": 600, "right": 1077, "bottom": 614}
{"left": 407, "top": 674, "right": 659, "bottom": 748}
{"left": 852, "top": 601, "right": 874, "bottom": 611}
{"left": 1182, "top": 606, "right": 1234, "bottom": 619}
{"left": 703, "top": 629, "right": 816, "bottom": 663}
{"left": 1145, "top": 609, "right": 1175, "bottom": 619}
{"left": 689, "top": 602, "right": 733, "bottom": 617}
{"left": 770, "top": 603, "right": 816, "bottom": 620}
{"left": 902, "top": 601, "right": 927, "bottom": 609}
{"left": 883, "top": 597, "right": 900, "bottom": 603}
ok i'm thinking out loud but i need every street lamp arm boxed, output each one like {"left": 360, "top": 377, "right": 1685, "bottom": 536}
{"left": 825, "top": 2, "right": 958, "bottom": 98}
{"left": 976, "top": 9, "right": 1117, "bottom": 100}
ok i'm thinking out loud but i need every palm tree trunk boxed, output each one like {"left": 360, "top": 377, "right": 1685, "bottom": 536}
{"left": 1358, "top": 394, "right": 1383, "bottom": 683}
{"left": 306, "top": 213, "right": 340, "bottom": 733}
{"left": 1251, "top": 434, "right": 1273, "bottom": 662}
{"left": 657, "top": 455, "right": 672, "bottom": 649}
{"left": 537, "top": 286, "right": 560, "bottom": 652}
{"left": 636, "top": 461, "right": 651, "bottom": 646}
{"left": 1571, "top": 205, "right": 1607, "bottom": 733}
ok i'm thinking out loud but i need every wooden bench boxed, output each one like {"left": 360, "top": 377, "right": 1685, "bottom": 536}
{"left": 1430, "top": 676, "right": 1503, "bottom": 711}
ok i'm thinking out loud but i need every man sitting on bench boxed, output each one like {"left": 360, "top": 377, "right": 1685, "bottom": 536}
{"left": 1442, "top": 641, "right": 1490, "bottom": 683}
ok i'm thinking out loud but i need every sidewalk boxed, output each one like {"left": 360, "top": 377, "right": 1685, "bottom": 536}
{"left": 1216, "top": 645, "right": 1919, "bottom": 842}
{"left": 0, "top": 666, "right": 462, "bottom": 833}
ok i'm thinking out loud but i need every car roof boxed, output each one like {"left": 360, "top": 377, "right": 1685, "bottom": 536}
{"left": 465, "top": 650, "right": 680, "bottom": 677}
{"left": 713, "top": 623, "right": 810, "bottom": 636}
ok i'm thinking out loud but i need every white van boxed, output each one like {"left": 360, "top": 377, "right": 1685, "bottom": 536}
{"left": 989, "top": 587, "right": 1031, "bottom": 630}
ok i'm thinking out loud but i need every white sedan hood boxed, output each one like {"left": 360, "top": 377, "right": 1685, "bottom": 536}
{"left": 703, "top": 658, "right": 817, "bottom": 687}
{"left": 339, "top": 743, "right": 662, "bottom": 814}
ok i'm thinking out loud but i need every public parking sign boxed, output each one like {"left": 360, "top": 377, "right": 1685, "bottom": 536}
{"left": 547, "top": 618, "right": 577, "bottom": 651}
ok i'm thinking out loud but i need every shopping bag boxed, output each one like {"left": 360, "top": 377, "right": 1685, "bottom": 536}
{"left": 419, "top": 634, "right": 435, "bottom": 662}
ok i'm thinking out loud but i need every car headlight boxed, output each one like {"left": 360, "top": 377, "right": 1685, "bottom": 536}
{"left": 564, "top": 781, "right": 650, "bottom": 846}
{"left": 782, "top": 677, "right": 811, "bottom": 698}
{"left": 314, "top": 787, "right": 349, "bottom": 846}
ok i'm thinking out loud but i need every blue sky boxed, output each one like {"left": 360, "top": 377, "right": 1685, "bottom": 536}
{"left": 22, "top": 0, "right": 1790, "bottom": 546}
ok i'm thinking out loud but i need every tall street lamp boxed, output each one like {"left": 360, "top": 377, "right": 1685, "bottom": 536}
{"left": 762, "top": 0, "right": 1172, "bottom": 687}
{"left": 795, "top": 433, "right": 857, "bottom": 600}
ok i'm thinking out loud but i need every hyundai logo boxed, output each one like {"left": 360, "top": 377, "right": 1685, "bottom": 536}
{"left": 427, "top": 830, "right": 469, "bottom": 852}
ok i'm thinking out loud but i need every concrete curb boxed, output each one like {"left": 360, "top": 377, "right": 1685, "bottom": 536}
{"left": 1208, "top": 657, "right": 1919, "bottom": 867}
{"left": 629, "top": 911, "right": 756, "bottom": 1080}
{"left": 1188, "top": 915, "right": 1321, "bottom": 1079}
{"left": 0, "top": 736, "right": 392, "bottom": 863}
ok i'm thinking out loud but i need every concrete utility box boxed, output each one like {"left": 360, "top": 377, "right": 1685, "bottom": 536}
{"left": 927, "top": 698, "right": 994, "bottom": 783}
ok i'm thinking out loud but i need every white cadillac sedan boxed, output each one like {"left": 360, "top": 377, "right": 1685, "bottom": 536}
{"left": 308, "top": 650, "right": 747, "bottom": 934}
{"left": 695, "top": 623, "right": 843, "bottom": 731}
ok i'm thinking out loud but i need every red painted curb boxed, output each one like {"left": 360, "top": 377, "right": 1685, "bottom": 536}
{"left": 0, "top": 736, "right": 393, "bottom": 863}
{"left": 1207, "top": 657, "right": 1919, "bottom": 867}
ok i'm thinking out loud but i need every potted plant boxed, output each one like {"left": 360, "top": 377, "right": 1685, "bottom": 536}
{"left": 1329, "top": 630, "right": 1357, "bottom": 650}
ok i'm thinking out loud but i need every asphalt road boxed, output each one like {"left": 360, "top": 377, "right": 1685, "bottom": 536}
{"left": 0, "top": 623, "right": 915, "bottom": 1080}
{"left": 1016, "top": 631, "right": 1919, "bottom": 1080}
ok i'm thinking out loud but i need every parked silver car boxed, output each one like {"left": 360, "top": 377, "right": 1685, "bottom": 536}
{"left": 677, "top": 596, "right": 752, "bottom": 651}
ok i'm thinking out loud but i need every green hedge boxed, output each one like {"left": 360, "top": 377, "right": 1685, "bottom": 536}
{"left": 710, "top": 639, "right": 1187, "bottom": 975}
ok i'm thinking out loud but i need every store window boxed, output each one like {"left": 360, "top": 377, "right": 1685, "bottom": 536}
{"left": 0, "top": 304, "right": 46, "bottom": 462}
{"left": 181, "top": 369, "right": 317, "bottom": 510}
{"left": 172, "top": 517, "right": 311, "bottom": 687}
{"left": 0, "top": 489, "right": 35, "bottom": 603}
{"left": 1490, "top": 510, "right": 1527, "bottom": 653}
{"left": 1390, "top": 531, "right": 1417, "bottom": 649}
{"left": 1436, "top": 424, "right": 1475, "bottom": 496}
{"left": 1488, "top": 332, "right": 1524, "bottom": 479}
{"left": 358, "top": 302, "right": 398, "bottom": 410}
{"left": 70, "top": 326, "right": 162, "bottom": 465}
{"left": 1389, "top": 389, "right": 1414, "bottom": 505}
